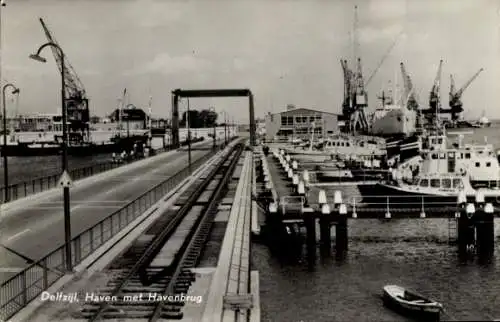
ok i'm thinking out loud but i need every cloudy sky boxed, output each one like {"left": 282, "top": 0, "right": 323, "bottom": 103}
{"left": 3, "top": 0, "right": 499, "bottom": 122}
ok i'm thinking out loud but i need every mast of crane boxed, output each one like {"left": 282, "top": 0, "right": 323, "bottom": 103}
{"left": 39, "top": 18, "right": 89, "bottom": 143}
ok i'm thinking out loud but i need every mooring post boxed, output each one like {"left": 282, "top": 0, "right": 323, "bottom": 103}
{"left": 319, "top": 203, "right": 332, "bottom": 252}
{"left": 458, "top": 203, "right": 476, "bottom": 254}
{"left": 336, "top": 204, "right": 348, "bottom": 253}
{"left": 476, "top": 202, "right": 495, "bottom": 258}
{"left": 305, "top": 214, "right": 317, "bottom": 262}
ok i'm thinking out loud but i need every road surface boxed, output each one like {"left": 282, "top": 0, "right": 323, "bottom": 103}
{"left": 0, "top": 141, "right": 217, "bottom": 283}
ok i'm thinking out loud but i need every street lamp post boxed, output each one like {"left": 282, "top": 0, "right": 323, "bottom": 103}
{"left": 2, "top": 83, "right": 19, "bottom": 202}
{"left": 30, "top": 42, "right": 73, "bottom": 272}
{"left": 223, "top": 111, "right": 227, "bottom": 146}
{"left": 209, "top": 107, "right": 216, "bottom": 150}
{"left": 186, "top": 98, "right": 191, "bottom": 174}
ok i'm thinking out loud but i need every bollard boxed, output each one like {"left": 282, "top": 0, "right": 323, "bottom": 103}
{"left": 287, "top": 168, "right": 294, "bottom": 179}
{"left": 292, "top": 160, "right": 298, "bottom": 170}
{"left": 318, "top": 189, "right": 327, "bottom": 205}
{"left": 280, "top": 149, "right": 285, "bottom": 155}
{"left": 420, "top": 196, "right": 426, "bottom": 218}
{"left": 292, "top": 174, "right": 299, "bottom": 186}
{"left": 303, "top": 170, "right": 310, "bottom": 184}
{"left": 333, "top": 190, "right": 342, "bottom": 207}
{"left": 265, "top": 181, "right": 272, "bottom": 190}
{"left": 263, "top": 174, "right": 269, "bottom": 182}
{"left": 385, "top": 196, "right": 391, "bottom": 219}
{"left": 352, "top": 198, "right": 357, "bottom": 218}
{"left": 321, "top": 203, "right": 331, "bottom": 215}
{"left": 269, "top": 202, "right": 278, "bottom": 213}
{"left": 475, "top": 190, "right": 485, "bottom": 207}
{"left": 298, "top": 181, "right": 305, "bottom": 195}
{"left": 286, "top": 155, "right": 291, "bottom": 162}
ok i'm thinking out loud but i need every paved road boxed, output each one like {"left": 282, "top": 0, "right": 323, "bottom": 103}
{"left": 0, "top": 142, "right": 217, "bottom": 283}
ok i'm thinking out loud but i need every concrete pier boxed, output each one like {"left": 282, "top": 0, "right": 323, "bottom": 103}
{"left": 202, "top": 151, "right": 259, "bottom": 322}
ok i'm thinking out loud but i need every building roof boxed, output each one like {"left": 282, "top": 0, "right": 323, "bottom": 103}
{"left": 271, "top": 107, "right": 340, "bottom": 117}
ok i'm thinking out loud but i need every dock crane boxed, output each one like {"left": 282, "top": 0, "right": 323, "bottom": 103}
{"left": 399, "top": 62, "right": 419, "bottom": 110}
{"left": 39, "top": 18, "right": 90, "bottom": 143}
{"left": 447, "top": 68, "right": 484, "bottom": 121}
{"left": 429, "top": 59, "right": 443, "bottom": 112}
{"left": 340, "top": 5, "right": 370, "bottom": 133}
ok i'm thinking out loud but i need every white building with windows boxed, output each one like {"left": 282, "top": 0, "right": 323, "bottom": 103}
{"left": 264, "top": 107, "right": 340, "bottom": 142}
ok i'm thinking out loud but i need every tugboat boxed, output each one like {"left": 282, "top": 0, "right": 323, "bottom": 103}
{"left": 358, "top": 128, "right": 500, "bottom": 206}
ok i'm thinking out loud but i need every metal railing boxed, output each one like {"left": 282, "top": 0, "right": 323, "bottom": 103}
{"left": 0, "top": 147, "right": 218, "bottom": 321}
{"left": 0, "top": 138, "right": 206, "bottom": 204}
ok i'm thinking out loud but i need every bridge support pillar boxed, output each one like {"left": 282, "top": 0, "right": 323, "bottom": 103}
{"left": 335, "top": 205, "right": 348, "bottom": 254}
{"left": 305, "top": 217, "right": 317, "bottom": 262}
{"left": 476, "top": 203, "right": 495, "bottom": 259}
{"left": 319, "top": 217, "right": 332, "bottom": 254}
{"left": 457, "top": 204, "right": 476, "bottom": 256}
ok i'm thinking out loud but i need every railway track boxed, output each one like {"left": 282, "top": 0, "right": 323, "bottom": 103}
{"left": 76, "top": 143, "right": 244, "bottom": 321}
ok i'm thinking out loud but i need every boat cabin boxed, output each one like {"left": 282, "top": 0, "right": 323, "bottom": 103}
{"left": 411, "top": 174, "right": 464, "bottom": 192}
{"left": 418, "top": 134, "right": 500, "bottom": 189}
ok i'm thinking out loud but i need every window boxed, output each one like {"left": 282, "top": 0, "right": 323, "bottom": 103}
{"left": 346, "top": 142, "right": 350, "bottom": 147}
{"left": 486, "top": 162, "right": 491, "bottom": 167}
{"left": 315, "top": 116, "right": 322, "bottom": 120}
{"left": 287, "top": 116, "right": 293, "bottom": 125}
{"left": 442, "top": 179, "right": 451, "bottom": 188}
{"left": 281, "top": 116, "right": 287, "bottom": 126}
{"left": 453, "top": 178, "right": 462, "bottom": 188}
{"left": 327, "top": 131, "right": 333, "bottom": 134}
{"left": 439, "top": 153, "right": 446, "bottom": 159}
{"left": 310, "top": 117, "right": 315, "bottom": 122}
{"left": 302, "top": 117, "right": 308, "bottom": 123}
{"left": 475, "top": 162, "right": 480, "bottom": 167}
{"left": 295, "top": 116, "right": 302, "bottom": 123}
{"left": 438, "top": 138, "right": 443, "bottom": 144}
{"left": 430, "top": 179, "right": 440, "bottom": 188}
{"left": 420, "top": 179, "right": 429, "bottom": 187}
{"left": 448, "top": 152, "right": 455, "bottom": 159}
{"left": 465, "top": 153, "right": 471, "bottom": 159}
{"left": 431, "top": 153, "right": 438, "bottom": 160}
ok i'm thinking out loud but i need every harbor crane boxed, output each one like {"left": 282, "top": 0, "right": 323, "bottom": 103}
{"left": 447, "top": 68, "right": 484, "bottom": 121}
{"left": 39, "top": 18, "right": 90, "bottom": 143}
{"left": 399, "top": 62, "right": 419, "bottom": 110}
{"left": 340, "top": 5, "right": 369, "bottom": 134}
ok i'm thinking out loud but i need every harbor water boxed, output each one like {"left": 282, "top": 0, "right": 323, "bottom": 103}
{"left": 255, "top": 123, "right": 500, "bottom": 322}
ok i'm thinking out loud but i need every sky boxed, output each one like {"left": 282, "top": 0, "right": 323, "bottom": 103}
{"left": 2, "top": 0, "right": 499, "bottom": 122}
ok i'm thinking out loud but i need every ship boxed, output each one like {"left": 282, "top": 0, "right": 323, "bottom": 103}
{"left": 0, "top": 109, "right": 152, "bottom": 157}
{"left": 357, "top": 129, "right": 500, "bottom": 206}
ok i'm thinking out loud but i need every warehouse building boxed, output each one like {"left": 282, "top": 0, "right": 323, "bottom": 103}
{"left": 264, "top": 107, "right": 340, "bottom": 142}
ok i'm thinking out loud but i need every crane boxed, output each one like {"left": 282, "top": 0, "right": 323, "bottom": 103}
{"left": 429, "top": 59, "right": 443, "bottom": 112}
{"left": 39, "top": 18, "right": 90, "bottom": 143}
{"left": 340, "top": 5, "right": 369, "bottom": 134}
{"left": 448, "top": 68, "right": 484, "bottom": 120}
{"left": 399, "top": 62, "right": 419, "bottom": 110}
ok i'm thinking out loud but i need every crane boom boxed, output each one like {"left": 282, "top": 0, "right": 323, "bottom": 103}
{"left": 39, "top": 18, "right": 86, "bottom": 100}
{"left": 454, "top": 68, "right": 483, "bottom": 98}
{"left": 366, "top": 32, "right": 401, "bottom": 86}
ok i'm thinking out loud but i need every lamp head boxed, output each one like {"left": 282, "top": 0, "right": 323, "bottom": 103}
{"left": 1, "top": 0, "right": 6, "bottom": 7}
{"left": 12, "top": 88, "right": 19, "bottom": 94}
{"left": 29, "top": 54, "right": 47, "bottom": 63}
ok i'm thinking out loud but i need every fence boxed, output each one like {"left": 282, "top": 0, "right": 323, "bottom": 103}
{"left": 0, "top": 137, "right": 207, "bottom": 204}
{"left": 0, "top": 148, "right": 217, "bottom": 321}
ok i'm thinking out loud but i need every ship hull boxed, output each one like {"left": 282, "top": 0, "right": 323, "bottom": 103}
{"left": 357, "top": 183, "right": 500, "bottom": 207}
{"left": 370, "top": 108, "right": 417, "bottom": 137}
{"left": 0, "top": 135, "right": 150, "bottom": 157}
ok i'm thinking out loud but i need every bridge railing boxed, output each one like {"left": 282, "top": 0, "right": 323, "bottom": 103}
{"left": 0, "top": 138, "right": 208, "bottom": 204}
{"left": 0, "top": 146, "right": 220, "bottom": 321}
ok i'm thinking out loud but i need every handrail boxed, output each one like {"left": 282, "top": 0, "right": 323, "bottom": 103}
{"left": 0, "top": 138, "right": 233, "bottom": 321}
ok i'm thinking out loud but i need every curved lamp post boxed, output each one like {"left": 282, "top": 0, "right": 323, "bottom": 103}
{"left": 2, "top": 83, "right": 19, "bottom": 202}
{"left": 30, "top": 41, "right": 72, "bottom": 272}
{"left": 209, "top": 107, "right": 217, "bottom": 150}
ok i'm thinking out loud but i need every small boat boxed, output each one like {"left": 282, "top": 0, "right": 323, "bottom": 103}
{"left": 383, "top": 285, "right": 443, "bottom": 318}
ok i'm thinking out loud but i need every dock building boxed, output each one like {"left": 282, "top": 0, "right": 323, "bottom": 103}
{"left": 264, "top": 107, "right": 340, "bottom": 142}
